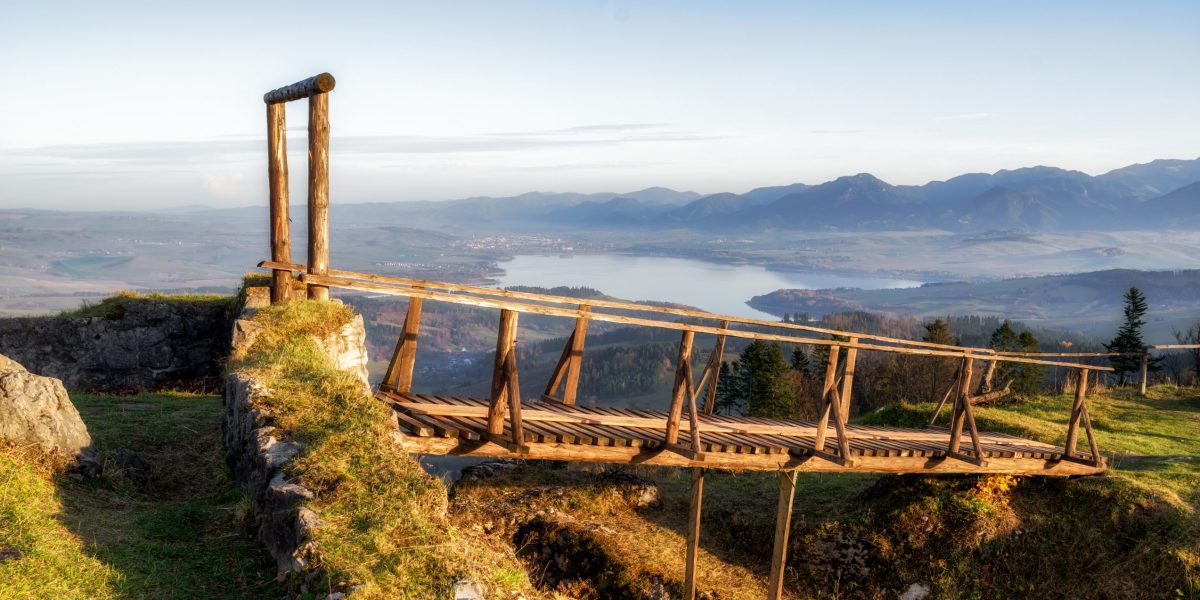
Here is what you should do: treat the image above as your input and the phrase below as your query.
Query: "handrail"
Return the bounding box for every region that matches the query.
[293,269,1115,371]
[261,260,1058,357]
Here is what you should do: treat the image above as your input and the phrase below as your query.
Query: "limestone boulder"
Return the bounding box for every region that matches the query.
[0,354,98,476]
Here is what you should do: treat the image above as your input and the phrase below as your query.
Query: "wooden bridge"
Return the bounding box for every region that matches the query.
[256,73,1181,599]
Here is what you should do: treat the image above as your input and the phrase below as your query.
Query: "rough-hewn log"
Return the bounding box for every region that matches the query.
[489,310,519,435]
[703,320,730,414]
[263,72,336,104]
[1139,351,1149,396]
[382,296,423,392]
[839,337,858,421]
[684,467,704,600]
[1065,368,1090,458]
[767,470,798,600]
[666,330,696,444]
[562,305,590,405]
[969,380,1012,406]
[813,346,841,451]
[306,92,331,301]
[948,358,973,454]
[266,102,291,304]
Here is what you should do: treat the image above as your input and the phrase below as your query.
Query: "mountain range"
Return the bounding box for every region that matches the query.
[216,157,1200,233]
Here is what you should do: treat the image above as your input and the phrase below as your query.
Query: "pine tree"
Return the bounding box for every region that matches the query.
[791,346,811,374]
[720,341,797,418]
[923,319,957,401]
[989,320,1020,389]
[1106,287,1158,384]
[1013,330,1043,397]
[714,361,743,415]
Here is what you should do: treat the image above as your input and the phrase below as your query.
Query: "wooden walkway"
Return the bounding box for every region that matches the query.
[383,391,1103,475]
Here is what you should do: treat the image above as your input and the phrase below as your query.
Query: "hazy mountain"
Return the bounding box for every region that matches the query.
[617,187,702,205]
[1098,158,1200,198]
[543,196,668,227]
[946,176,1142,231]
[738,182,809,205]
[1144,181,1200,227]
[736,174,924,229]
[668,192,764,222]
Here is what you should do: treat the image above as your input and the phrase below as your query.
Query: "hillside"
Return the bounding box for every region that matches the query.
[749,268,1200,337]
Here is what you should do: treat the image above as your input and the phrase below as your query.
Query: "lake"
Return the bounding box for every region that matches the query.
[495,254,921,319]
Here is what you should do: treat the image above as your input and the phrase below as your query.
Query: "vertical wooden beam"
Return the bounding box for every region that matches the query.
[1139,350,1149,396]
[767,470,798,600]
[684,467,704,600]
[266,102,291,304]
[665,330,696,444]
[306,91,331,301]
[839,337,858,422]
[562,305,590,405]
[505,348,525,448]
[382,296,424,392]
[1064,367,1090,458]
[488,310,519,436]
[948,357,973,454]
[813,345,841,452]
[703,320,730,414]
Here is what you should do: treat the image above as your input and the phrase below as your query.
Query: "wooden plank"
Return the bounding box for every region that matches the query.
[666,330,696,445]
[306,91,331,301]
[684,468,704,600]
[382,296,423,392]
[489,311,519,436]
[768,471,798,600]
[266,102,291,304]
[293,272,1115,371]
[703,320,730,414]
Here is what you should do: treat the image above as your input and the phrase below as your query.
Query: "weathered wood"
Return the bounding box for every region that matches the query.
[978,359,997,394]
[489,310,519,435]
[666,330,696,445]
[684,467,704,600]
[683,360,704,454]
[263,72,336,104]
[840,337,858,421]
[505,348,526,449]
[266,102,292,304]
[563,305,590,405]
[927,371,960,427]
[1064,368,1089,458]
[1139,350,1149,396]
[543,331,574,399]
[948,358,973,454]
[292,271,1114,371]
[382,296,423,392]
[703,320,730,414]
[767,470,798,600]
[969,380,1012,406]
[813,345,841,452]
[306,92,331,301]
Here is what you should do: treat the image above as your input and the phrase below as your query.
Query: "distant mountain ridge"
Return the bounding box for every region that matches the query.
[204,157,1200,233]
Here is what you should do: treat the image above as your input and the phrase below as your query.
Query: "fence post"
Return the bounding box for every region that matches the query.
[266,102,291,304]
[307,90,331,301]
[1139,349,1149,396]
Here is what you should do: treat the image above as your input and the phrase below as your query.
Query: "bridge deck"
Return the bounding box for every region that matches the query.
[381,391,1104,475]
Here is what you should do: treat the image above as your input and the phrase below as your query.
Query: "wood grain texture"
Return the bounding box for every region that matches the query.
[306,92,330,301]
[767,470,797,600]
[263,72,336,104]
[266,102,291,304]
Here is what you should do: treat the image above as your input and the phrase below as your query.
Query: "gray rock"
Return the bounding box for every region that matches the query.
[0,355,93,456]
[453,579,486,600]
[901,583,931,600]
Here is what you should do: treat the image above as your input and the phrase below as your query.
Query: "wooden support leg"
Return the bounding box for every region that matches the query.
[927,370,960,428]
[562,305,590,405]
[382,296,423,392]
[1139,351,1149,396]
[702,320,729,414]
[839,337,858,422]
[665,330,696,445]
[684,467,704,600]
[768,470,798,600]
[543,330,575,399]
[813,345,841,452]
[488,310,519,436]
[504,348,527,451]
[947,357,973,455]
[1064,367,1090,459]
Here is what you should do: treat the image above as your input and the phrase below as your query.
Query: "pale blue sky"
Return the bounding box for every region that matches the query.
[1,0,1198,209]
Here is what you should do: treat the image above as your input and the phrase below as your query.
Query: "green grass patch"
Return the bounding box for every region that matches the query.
[0,392,281,599]
[60,291,234,320]
[229,299,537,599]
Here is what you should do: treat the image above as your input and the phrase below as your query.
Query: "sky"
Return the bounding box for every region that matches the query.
[1,0,1198,210]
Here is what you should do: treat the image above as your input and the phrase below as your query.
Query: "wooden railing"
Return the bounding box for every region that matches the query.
[261,260,1117,469]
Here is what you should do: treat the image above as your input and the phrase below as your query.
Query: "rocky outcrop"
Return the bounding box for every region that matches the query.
[0,354,99,477]
[0,299,232,391]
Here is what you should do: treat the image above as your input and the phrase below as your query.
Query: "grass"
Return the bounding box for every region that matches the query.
[59,290,234,319]
[0,392,282,599]
[228,299,540,599]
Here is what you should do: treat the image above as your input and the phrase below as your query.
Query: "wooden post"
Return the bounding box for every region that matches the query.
[505,349,525,448]
[684,467,704,600]
[665,330,696,444]
[488,310,519,436]
[562,305,590,405]
[813,345,841,452]
[306,91,331,301]
[266,102,291,304]
[1139,350,1149,396]
[382,296,423,392]
[703,320,729,414]
[948,357,973,454]
[1065,367,1090,458]
[839,337,858,422]
[767,470,798,600]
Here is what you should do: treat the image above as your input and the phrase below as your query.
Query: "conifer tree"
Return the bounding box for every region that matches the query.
[791,346,811,374]
[1106,287,1158,384]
